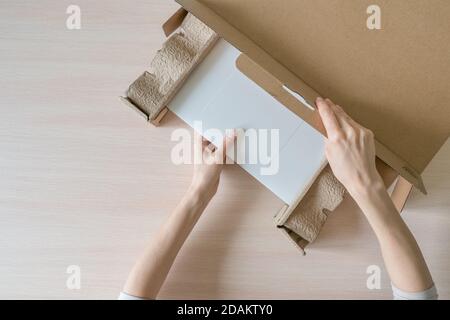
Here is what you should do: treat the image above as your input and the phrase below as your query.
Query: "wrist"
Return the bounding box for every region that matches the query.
[173,185,212,221]
[187,183,215,205]
[349,174,386,204]
[350,178,397,223]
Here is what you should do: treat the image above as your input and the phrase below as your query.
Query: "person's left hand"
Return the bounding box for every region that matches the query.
[190,130,236,202]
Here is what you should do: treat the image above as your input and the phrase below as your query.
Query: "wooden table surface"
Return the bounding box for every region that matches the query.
[0,0,448,299]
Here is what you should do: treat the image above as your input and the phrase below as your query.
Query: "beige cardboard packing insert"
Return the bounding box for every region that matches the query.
[123,0,450,253]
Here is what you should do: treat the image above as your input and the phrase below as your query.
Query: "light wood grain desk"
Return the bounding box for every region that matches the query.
[0,0,448,299]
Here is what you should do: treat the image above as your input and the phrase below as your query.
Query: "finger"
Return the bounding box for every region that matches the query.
[333,103,351,122]
[201,135,214,151]
[194,130,203,146]
[224,129,237,161]
[202,136,211,149]
[193,131,205,164]
[323,99,355,132]
[196,132,215,155]
[330,104,354,133]
[316,97,341,138]
[216,129,237,164]
[334,103,363,130]
[206,143,216,154]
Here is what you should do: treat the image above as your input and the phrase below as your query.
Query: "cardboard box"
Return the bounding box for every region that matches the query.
[122,1,449,253]
[175,0,450,196]
[170,0,450,252]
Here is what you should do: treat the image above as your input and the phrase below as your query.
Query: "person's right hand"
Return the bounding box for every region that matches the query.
[316,97,384,198]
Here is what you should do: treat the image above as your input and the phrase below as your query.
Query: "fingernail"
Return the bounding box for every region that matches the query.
[316,97,324,103]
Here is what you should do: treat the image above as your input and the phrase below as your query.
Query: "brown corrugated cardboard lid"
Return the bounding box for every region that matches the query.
[176,0,450,193]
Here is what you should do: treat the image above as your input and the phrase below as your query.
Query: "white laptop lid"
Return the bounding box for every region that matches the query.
[169,39,326,205]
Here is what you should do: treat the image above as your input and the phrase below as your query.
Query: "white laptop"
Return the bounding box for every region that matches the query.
[168,39,326,205]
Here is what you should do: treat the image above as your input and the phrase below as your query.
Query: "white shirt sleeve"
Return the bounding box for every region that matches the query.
[118,286,439,300]
[392,284,438,300]
[118,292,148,300]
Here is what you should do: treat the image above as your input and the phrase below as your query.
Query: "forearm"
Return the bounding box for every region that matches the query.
[352,182,434,292]
[123,186,211,299]
[315,97,435,296]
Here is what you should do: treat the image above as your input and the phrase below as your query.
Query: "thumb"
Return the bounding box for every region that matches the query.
[221,129,237,163]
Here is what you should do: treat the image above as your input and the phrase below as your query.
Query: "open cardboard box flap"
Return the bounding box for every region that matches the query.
[176,0,450,194]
